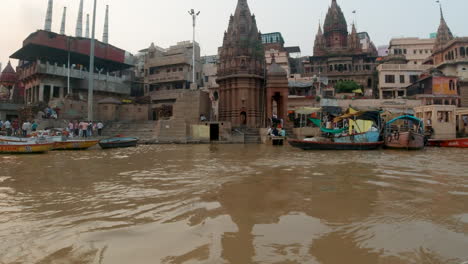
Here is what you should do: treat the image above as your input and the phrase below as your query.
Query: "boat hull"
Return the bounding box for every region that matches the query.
[53,140,99,150]
[427,138,468,148]
[385,131,425,150]
[334,131,380,143]
[289,140,383,151]
[0,143,54,154]
[99,138,138,149]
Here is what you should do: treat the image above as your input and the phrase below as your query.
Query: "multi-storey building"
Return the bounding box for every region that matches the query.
[10,30,134,106]
[262,32,291,76]
[144,41,202,94]
[388,37,436,65]
[309,0,378,97]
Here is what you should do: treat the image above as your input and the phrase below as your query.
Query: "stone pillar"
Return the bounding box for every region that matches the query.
[39,84,44,102]
[50,85,54,99]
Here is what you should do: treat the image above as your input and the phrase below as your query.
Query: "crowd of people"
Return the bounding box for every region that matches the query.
[0,119,38,137]
[1,119,104,138]
[267,115,286,137]
[67,121,104,138]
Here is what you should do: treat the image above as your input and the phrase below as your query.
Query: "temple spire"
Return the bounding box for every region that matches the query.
[75,0,84,37]
[44,0,53,32]
[435,3,454,50]
[60,7,66,35]
[103,5,109,43]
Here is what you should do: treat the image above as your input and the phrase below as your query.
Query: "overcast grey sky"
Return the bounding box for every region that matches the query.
[1,0,467,68]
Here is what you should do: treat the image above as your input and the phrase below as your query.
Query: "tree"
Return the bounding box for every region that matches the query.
[335,80,362,93]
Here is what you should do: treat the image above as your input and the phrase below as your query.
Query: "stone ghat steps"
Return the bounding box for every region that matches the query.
[102,121,158,140]
[242,128,261,144]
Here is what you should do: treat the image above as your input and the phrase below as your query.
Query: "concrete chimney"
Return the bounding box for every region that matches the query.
[60,7,67,35]
[103,5,109,44]
[75,0,84,37]
[44,0,53,32]
[85,14,90,38]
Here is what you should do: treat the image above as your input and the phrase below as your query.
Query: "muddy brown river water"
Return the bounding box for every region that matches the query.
[0,144,467,264]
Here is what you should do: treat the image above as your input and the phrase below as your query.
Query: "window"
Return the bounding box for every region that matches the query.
[385,75,395,83]
[437,111,450,122]
[413,50,417,54]
[403,49,407,54]
[400,75,405,83]
[410,75,419,83]
[425,50,429,54]
[461,47,466,57]
[179,68,183,71]
[420,50,423,54]
[166,69,171,73]
[204,76,209,82]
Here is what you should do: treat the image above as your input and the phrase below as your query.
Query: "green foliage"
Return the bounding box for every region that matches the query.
[315,96,321,102]
[335,80,362,93]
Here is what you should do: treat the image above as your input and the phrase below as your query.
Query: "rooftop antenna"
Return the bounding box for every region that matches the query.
[75,0,84,37]
[85,14,90,38]
[60,7,67,34]
[103,5,109,43]
[44,0,53,32]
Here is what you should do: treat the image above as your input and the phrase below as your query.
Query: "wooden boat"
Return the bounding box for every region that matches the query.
[384,115,425,150]
[0,136,31,143]
[289,139,383,150]
[427,138,468,148]
[51,138,99,150]
[0,142,54,154]
[99,137,138,149]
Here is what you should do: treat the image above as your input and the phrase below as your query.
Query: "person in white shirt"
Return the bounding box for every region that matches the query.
[4,120,12,136]
[97,122,104,136]
[21,121,31,137]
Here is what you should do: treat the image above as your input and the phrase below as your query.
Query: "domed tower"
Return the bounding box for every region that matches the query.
[434,5,454,51]
[313,22,326,56]
[217,0,265,128]
[0,61,18,101]
[323,0,348,49]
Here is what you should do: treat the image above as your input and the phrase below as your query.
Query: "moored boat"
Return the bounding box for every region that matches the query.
[384,115,425,150]
[0,142,54,154]
[427,138,468,148]
[289,139,383,151]
[50,137,99,150]
[99,137,138,149]
[0,136,32,143]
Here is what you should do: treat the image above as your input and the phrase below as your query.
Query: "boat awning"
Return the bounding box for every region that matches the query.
[386,115,423,126]
[294,107,321,115]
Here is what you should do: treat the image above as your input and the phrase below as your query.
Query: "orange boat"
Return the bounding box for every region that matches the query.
[0,142,54,154]
[427,138,468,148]
[52,140,99,150]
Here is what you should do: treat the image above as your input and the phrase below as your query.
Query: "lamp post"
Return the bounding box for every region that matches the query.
[188,9,200,90]
[87,0,97,121]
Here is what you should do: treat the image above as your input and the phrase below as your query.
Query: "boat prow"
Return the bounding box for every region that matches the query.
[0,142,54,154]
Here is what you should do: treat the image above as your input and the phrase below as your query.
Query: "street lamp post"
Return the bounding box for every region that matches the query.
[87,0,97,121]
[188,9,200,90]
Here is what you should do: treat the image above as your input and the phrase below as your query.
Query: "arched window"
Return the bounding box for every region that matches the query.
[329,65,333,72]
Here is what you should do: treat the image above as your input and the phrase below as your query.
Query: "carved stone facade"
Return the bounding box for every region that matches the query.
[309,0,378,97]
[217,0,265,128]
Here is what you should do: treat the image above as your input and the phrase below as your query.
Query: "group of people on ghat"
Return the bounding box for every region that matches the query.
[267,115,287,137]
[67,121,104,138]
[0,119,38,137]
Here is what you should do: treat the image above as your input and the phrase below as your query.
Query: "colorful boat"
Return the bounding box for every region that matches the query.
[289,139,383,151]
[51,138,99,150]
[0,136,32,143]
[427,138,468,148]
[334,130,380,143]
[384,115,425,150]
[0,142,54,154]
[99,137,138,149]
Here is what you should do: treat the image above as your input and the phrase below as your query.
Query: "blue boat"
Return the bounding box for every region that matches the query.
[334,130,380,143]
[99,137,138,149]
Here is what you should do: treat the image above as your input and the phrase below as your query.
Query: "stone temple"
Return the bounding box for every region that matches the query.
[217,0,266,128]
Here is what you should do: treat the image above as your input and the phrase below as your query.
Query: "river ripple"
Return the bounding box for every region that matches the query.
[0,145,467,264]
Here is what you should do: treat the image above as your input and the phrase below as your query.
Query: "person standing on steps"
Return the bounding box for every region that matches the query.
[97,121,104,136]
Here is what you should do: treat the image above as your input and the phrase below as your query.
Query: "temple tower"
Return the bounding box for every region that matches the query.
[323,0,348,49]
[435,5,454,51]
[217,0,265,128]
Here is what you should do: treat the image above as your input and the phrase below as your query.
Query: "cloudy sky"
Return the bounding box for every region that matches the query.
[1,0,467,68]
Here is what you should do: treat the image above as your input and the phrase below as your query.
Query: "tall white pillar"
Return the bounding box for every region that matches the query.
[39,84,44,102]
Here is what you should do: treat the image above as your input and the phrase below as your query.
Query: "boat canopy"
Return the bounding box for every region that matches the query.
[309,118,346,134]
[295,107,321,115]
[386,115,423,126]
[334,111,381,123]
